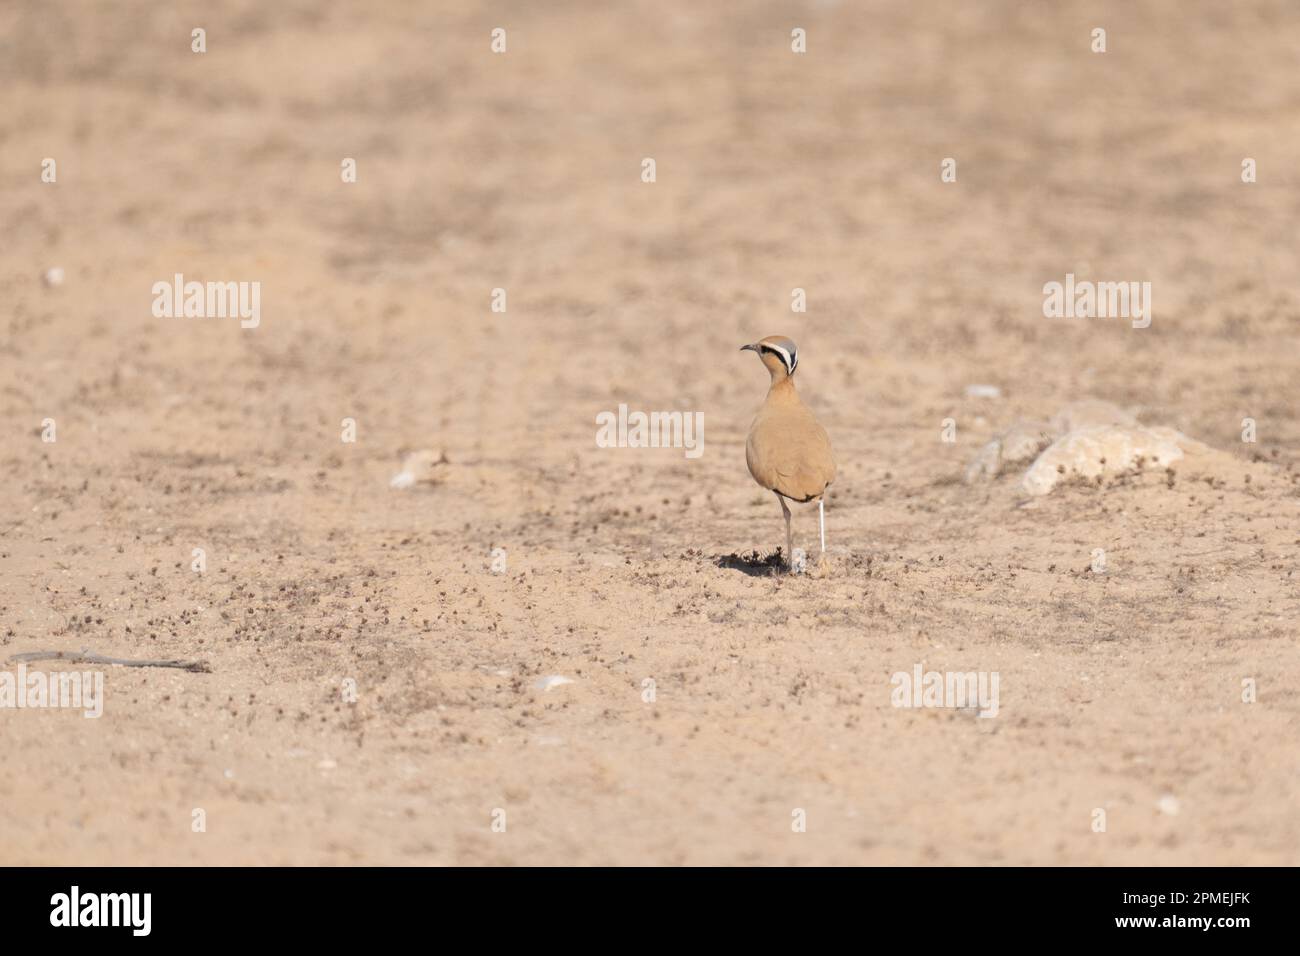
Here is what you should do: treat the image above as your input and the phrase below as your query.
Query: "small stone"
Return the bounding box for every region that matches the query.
[390,448,448,489]
[533,675,573,692]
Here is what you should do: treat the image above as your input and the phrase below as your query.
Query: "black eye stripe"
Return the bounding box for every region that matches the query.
[760,344,796,372]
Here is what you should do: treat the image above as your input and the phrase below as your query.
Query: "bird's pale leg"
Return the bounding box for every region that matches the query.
[778,493,793,570]
[819,497,826,556]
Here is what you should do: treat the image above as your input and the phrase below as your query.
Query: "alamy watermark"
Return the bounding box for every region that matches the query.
[596,404,704,459]
[891,665,999,718]
[0,663,103,718]
[1042,273,1151,329]
[50,886,150,936]
[152,274,260,329]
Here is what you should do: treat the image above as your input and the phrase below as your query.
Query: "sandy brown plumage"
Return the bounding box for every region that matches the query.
[745,382,836,501]
[740,336,836,569]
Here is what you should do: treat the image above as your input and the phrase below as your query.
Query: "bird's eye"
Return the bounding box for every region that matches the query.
[761,344,794,373]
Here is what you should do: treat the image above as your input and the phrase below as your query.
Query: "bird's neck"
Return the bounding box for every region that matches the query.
[767,375,799,401]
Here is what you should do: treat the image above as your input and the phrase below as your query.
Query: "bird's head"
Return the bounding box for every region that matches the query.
[740,335,798,381]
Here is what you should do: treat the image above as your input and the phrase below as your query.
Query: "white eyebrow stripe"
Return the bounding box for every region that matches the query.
[764,343,794,373]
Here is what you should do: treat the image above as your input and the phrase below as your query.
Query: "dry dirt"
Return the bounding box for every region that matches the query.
[1,0,1298,865]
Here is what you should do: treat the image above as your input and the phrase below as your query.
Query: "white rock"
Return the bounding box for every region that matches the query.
[1021,425,1187,496]
[963,419,1054,483]
[533,675,574,692]
[43,267,65,287]
[964,400,1217,495]
[390,448,447,489]
[964,384,1002,399]
[1157,794,1180,816]
[1000,420,1055,464]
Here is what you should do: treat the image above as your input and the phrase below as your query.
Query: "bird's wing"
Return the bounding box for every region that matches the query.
[767,414,836,501]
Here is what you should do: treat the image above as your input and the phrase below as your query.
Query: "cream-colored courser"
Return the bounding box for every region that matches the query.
[740,336,836,570]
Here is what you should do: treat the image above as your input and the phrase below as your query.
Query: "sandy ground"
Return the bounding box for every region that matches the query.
[1,0,1298,865]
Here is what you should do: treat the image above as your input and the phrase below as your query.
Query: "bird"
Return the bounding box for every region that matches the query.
[740,336,836,571]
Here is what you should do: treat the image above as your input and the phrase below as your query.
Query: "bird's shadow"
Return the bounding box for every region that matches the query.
[714,549,788,577]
